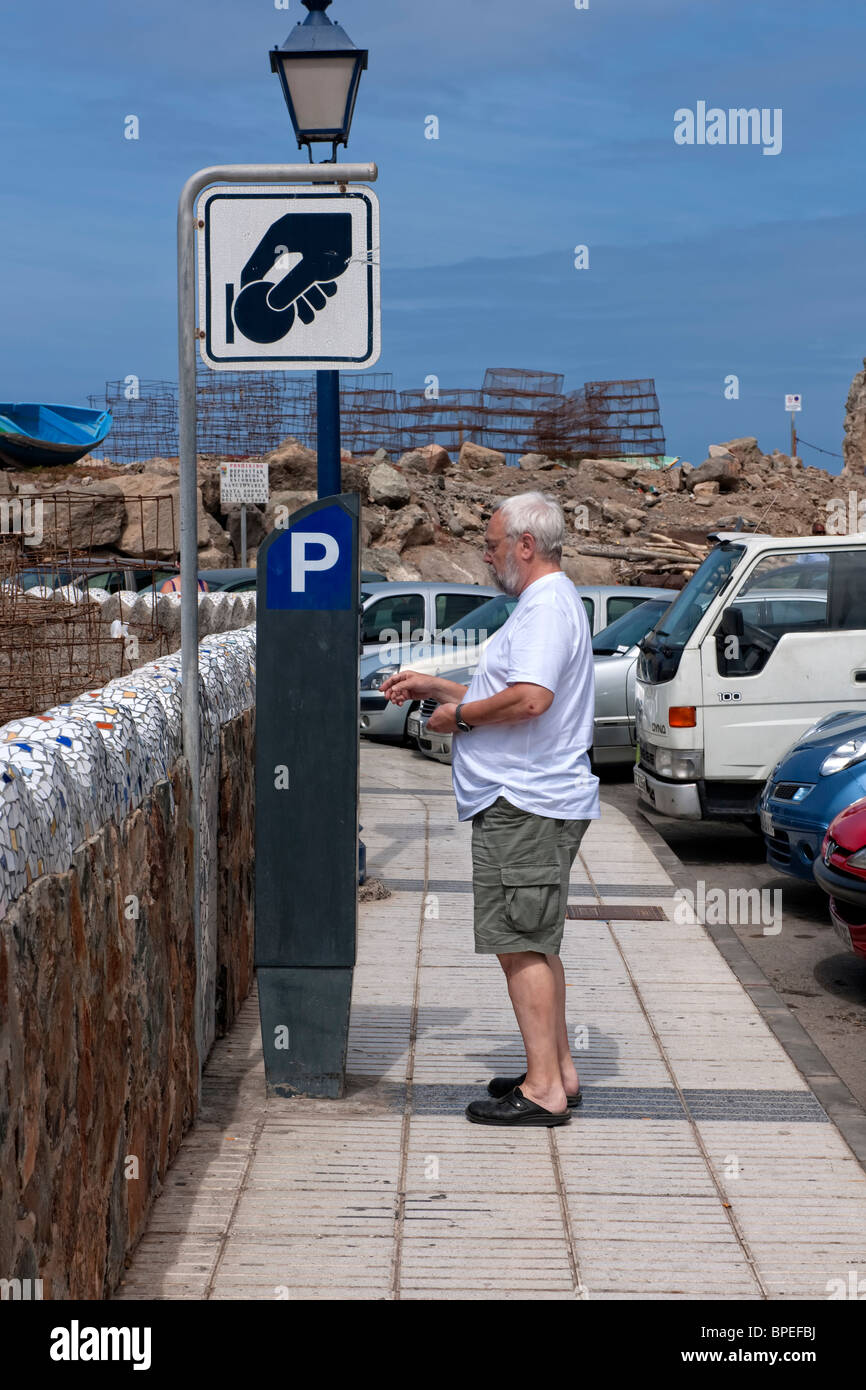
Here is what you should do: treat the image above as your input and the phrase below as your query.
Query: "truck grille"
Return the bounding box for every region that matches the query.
[420,698,437,718]
[638,742,656,773]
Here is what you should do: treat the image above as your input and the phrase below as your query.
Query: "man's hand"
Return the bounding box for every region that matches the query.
[427,703,458,734]
[380,670,436,706]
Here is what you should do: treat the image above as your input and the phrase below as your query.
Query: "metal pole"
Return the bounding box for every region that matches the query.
[177,161,377,1086]
[317,369,342,498]
[791,415,797,460]
[240,502,248,568]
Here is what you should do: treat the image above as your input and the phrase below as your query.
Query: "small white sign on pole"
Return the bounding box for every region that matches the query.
[785,393,802,412]
[219,460,270,506]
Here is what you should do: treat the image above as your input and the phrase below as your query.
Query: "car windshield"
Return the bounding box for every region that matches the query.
[442,593,517,641]
[592,599,671,655]
[644,543,746,649]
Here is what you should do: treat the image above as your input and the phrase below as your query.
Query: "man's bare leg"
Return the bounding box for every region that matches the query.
[498,951,568,1112]
[547,954,580,1096]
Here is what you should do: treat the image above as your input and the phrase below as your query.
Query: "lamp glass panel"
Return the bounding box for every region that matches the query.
[279,55,356,134]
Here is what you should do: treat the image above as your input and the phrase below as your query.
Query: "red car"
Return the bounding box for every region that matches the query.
[813,799,866,960]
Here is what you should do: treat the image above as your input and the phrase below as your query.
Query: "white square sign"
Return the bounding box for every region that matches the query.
[785,393,802,412]
[219,461,270,505]
[197,185,380,371]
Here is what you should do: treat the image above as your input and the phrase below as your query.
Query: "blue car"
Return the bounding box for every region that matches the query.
[760,710,866,881]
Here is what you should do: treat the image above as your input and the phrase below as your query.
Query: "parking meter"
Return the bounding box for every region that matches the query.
[255,493,360,1096]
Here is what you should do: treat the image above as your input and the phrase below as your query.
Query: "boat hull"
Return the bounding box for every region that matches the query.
[0,402,112,469]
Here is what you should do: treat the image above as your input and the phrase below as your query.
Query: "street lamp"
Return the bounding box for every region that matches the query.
[270,0,368,163]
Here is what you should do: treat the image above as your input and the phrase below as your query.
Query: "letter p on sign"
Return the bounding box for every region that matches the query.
[291,532,340,591]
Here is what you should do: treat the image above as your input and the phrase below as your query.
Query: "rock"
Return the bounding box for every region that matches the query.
[719,437,763,472]
[692,481,720,499]
[623,518,642,534]
[224,505,266,558]
[197,461,222,517]
[450,502,482,532]
[361,506,388,545]
[708,445,736,460]
[399,444,452,474]
[35,480,126,550]
[686,456,742,493]
[518,453,551,471]
[368,463,411,508]
[0,470,16,493]
[112,474,209,560]
[372,448,390,463]
[458,441,506,472]
[199,510,233,558]
[843,358,866,477]
[769,451,793,472]
[602,499,643,526]
[265,490,316,529]
[561,554,619,585]
[265,438,317,491]
[363,545,420,581]
[378,503,435,552]
[591,459,634,481]
[401,541,491,585]
[358,877,391,902]
[197,543,233,568]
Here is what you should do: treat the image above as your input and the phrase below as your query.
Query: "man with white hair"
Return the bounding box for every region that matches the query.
[382,491,600,1126]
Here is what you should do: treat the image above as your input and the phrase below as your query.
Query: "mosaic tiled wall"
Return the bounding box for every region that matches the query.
[0,623,256,1062]
[0,625,258,1297]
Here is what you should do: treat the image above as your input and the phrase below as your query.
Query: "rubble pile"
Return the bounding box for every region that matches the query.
[2,359,863,594]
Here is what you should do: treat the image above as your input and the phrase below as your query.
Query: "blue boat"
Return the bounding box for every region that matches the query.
[0,402,112,468]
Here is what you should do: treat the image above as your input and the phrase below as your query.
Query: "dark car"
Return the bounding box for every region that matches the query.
[760,710,866,881]
[813,799,866,960]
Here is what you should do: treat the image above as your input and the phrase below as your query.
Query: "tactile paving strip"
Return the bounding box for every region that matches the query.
[403,1083,829,1122]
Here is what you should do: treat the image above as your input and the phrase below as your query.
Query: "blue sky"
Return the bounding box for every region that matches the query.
[2,0,865,468]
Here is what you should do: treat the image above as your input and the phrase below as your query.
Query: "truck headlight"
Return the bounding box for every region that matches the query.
[653,747,704,780]
[819,739,866,776]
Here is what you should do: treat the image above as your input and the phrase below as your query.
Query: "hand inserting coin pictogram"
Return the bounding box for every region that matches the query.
[230,212,353,344]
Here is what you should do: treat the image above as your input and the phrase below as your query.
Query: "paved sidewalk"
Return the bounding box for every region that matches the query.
[117,746,866,1300]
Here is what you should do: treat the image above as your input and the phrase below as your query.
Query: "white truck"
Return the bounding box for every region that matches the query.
[633,532,866,823]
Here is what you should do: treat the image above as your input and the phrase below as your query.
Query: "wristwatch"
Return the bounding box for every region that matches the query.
[455,702,472,733]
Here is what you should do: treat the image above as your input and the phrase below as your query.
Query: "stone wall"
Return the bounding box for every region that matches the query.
[0,626,257,1298]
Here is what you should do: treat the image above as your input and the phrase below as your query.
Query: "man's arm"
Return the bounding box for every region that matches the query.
[462,682,553,726]
[426,681,553,734]
[380,670,468,707]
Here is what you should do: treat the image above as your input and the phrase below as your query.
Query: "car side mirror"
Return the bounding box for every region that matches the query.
[719,606,744,639]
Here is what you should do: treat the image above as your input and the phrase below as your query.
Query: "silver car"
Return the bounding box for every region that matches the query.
[409,594,672,765]
[359,581,498,738]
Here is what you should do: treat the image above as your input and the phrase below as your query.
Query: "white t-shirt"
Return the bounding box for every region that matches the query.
[451,570,600,822]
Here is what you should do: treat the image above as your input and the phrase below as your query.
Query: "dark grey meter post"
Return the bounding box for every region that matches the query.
[255,493,360,1097]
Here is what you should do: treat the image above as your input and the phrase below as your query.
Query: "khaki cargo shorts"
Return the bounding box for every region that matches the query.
[470,796,591,956]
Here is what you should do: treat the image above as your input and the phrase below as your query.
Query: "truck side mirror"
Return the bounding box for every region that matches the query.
[719,606,744,639]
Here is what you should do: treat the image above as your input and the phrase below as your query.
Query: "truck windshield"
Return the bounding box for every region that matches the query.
[638,543,745,682]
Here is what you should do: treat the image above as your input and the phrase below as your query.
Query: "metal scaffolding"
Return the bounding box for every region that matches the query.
[90,369,665,465]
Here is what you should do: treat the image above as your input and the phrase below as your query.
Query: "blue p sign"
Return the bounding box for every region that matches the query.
[267,502,353,610]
